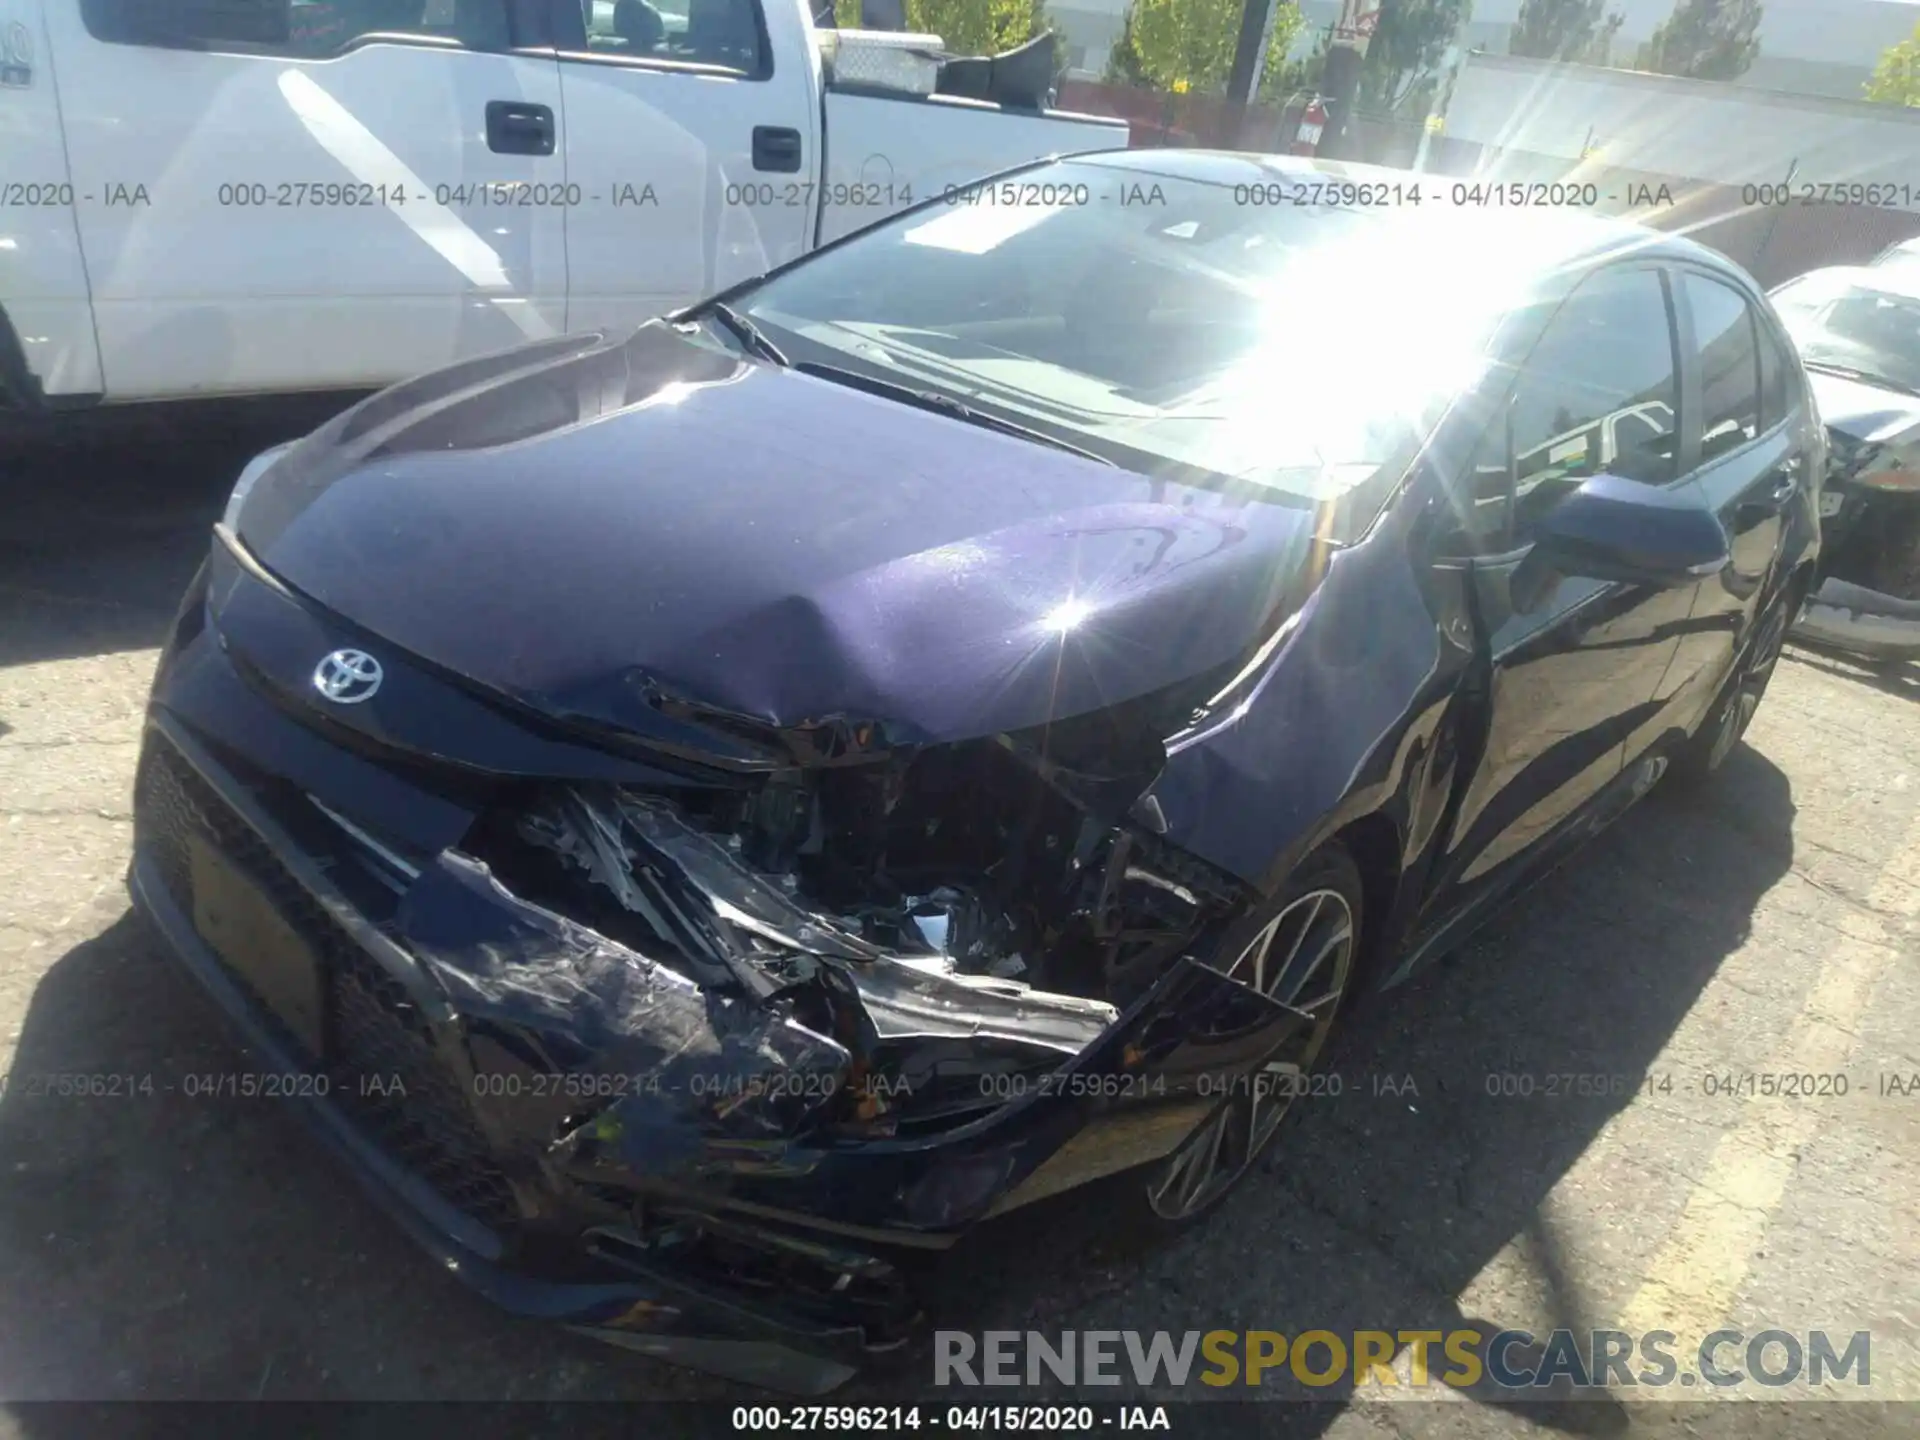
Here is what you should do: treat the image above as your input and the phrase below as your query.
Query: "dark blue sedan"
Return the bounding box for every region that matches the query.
[130,151,1820,1394]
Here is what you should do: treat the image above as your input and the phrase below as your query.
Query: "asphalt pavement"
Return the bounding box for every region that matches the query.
[1,402,1916,1438]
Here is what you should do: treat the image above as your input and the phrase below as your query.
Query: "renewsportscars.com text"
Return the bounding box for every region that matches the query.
[934,1328,1871,1391]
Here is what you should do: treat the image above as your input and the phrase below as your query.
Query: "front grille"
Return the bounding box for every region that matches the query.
[136,736,324,1069]
[327,941,521,1228]
[136,733,519,1230]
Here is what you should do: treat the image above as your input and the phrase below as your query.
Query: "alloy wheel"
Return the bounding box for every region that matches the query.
[1145,886,1355,1222]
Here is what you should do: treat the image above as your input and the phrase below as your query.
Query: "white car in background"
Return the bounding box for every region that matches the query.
[1871,236,1920,273]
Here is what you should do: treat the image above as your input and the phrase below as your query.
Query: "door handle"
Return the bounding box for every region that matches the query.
[752,126,803,173]
[1752,455,1803,508]
[1737,470,1798,526]
[486,100,555,157]
[1769,456,1805,504]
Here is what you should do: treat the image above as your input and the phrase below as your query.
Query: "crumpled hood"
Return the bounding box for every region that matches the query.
[237,322,1321,749]
[1809,368,1920,449]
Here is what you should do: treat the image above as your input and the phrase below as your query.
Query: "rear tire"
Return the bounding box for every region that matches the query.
[1130,842,1364,1228]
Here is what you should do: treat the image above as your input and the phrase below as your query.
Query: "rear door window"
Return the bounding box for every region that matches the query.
[82,0,513,54]
[1681,272,1763,461]
[1757,318,1796,430]
[580,0,766,71]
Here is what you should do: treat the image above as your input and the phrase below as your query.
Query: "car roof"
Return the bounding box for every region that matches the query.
[1065,149,1742,287]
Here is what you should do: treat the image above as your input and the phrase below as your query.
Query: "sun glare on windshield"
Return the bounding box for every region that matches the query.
[741,162,1535,527]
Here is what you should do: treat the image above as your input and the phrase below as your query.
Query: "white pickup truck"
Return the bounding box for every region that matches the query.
[0,0,1125,410]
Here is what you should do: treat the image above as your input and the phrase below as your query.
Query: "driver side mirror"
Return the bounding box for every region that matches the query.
[1530,474,1731,590]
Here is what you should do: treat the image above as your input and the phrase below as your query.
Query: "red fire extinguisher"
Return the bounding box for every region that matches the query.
[1291,96,1328,155]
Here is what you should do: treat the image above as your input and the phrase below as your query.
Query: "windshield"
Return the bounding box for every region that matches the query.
[1771,272,1920,396]
[730,159,1520,538]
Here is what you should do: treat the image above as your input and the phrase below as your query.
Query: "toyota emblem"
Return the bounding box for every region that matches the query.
[312,649,384,704]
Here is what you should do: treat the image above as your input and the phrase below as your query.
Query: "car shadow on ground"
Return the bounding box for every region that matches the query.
[0,739,1796,1428]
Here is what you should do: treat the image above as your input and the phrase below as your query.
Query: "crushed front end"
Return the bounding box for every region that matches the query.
[129,533,1311,1392]
[1798,395,1920,660]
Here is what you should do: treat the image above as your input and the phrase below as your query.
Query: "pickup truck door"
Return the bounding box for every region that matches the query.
[551,0,818,337]
[43,0,567,402]
[0,0,104,403]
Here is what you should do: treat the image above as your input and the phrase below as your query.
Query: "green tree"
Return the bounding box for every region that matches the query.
[1360,0,1470,113]
[832,0,1052,56]
[1638,0,1762,82]
[1104,5,1152,85]
[1864,20,1920,105]
[1104,0,1305,98]
[1271,35,1327,99]
[1510,0,1624,65]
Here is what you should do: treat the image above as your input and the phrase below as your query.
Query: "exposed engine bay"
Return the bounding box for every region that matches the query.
[465,713,1253,1135]
[1823,488,1920,601]
[1798,452,1920,659]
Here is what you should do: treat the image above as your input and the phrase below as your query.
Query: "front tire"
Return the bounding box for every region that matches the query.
[1672,581,1798,784]
[1138,842,1364,1226]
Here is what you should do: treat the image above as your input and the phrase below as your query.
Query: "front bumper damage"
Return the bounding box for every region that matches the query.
[130,558,1313,1391]
[1795,440,1920,662]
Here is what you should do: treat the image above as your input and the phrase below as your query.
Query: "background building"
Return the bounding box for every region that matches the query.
[1433,48,1920,284]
